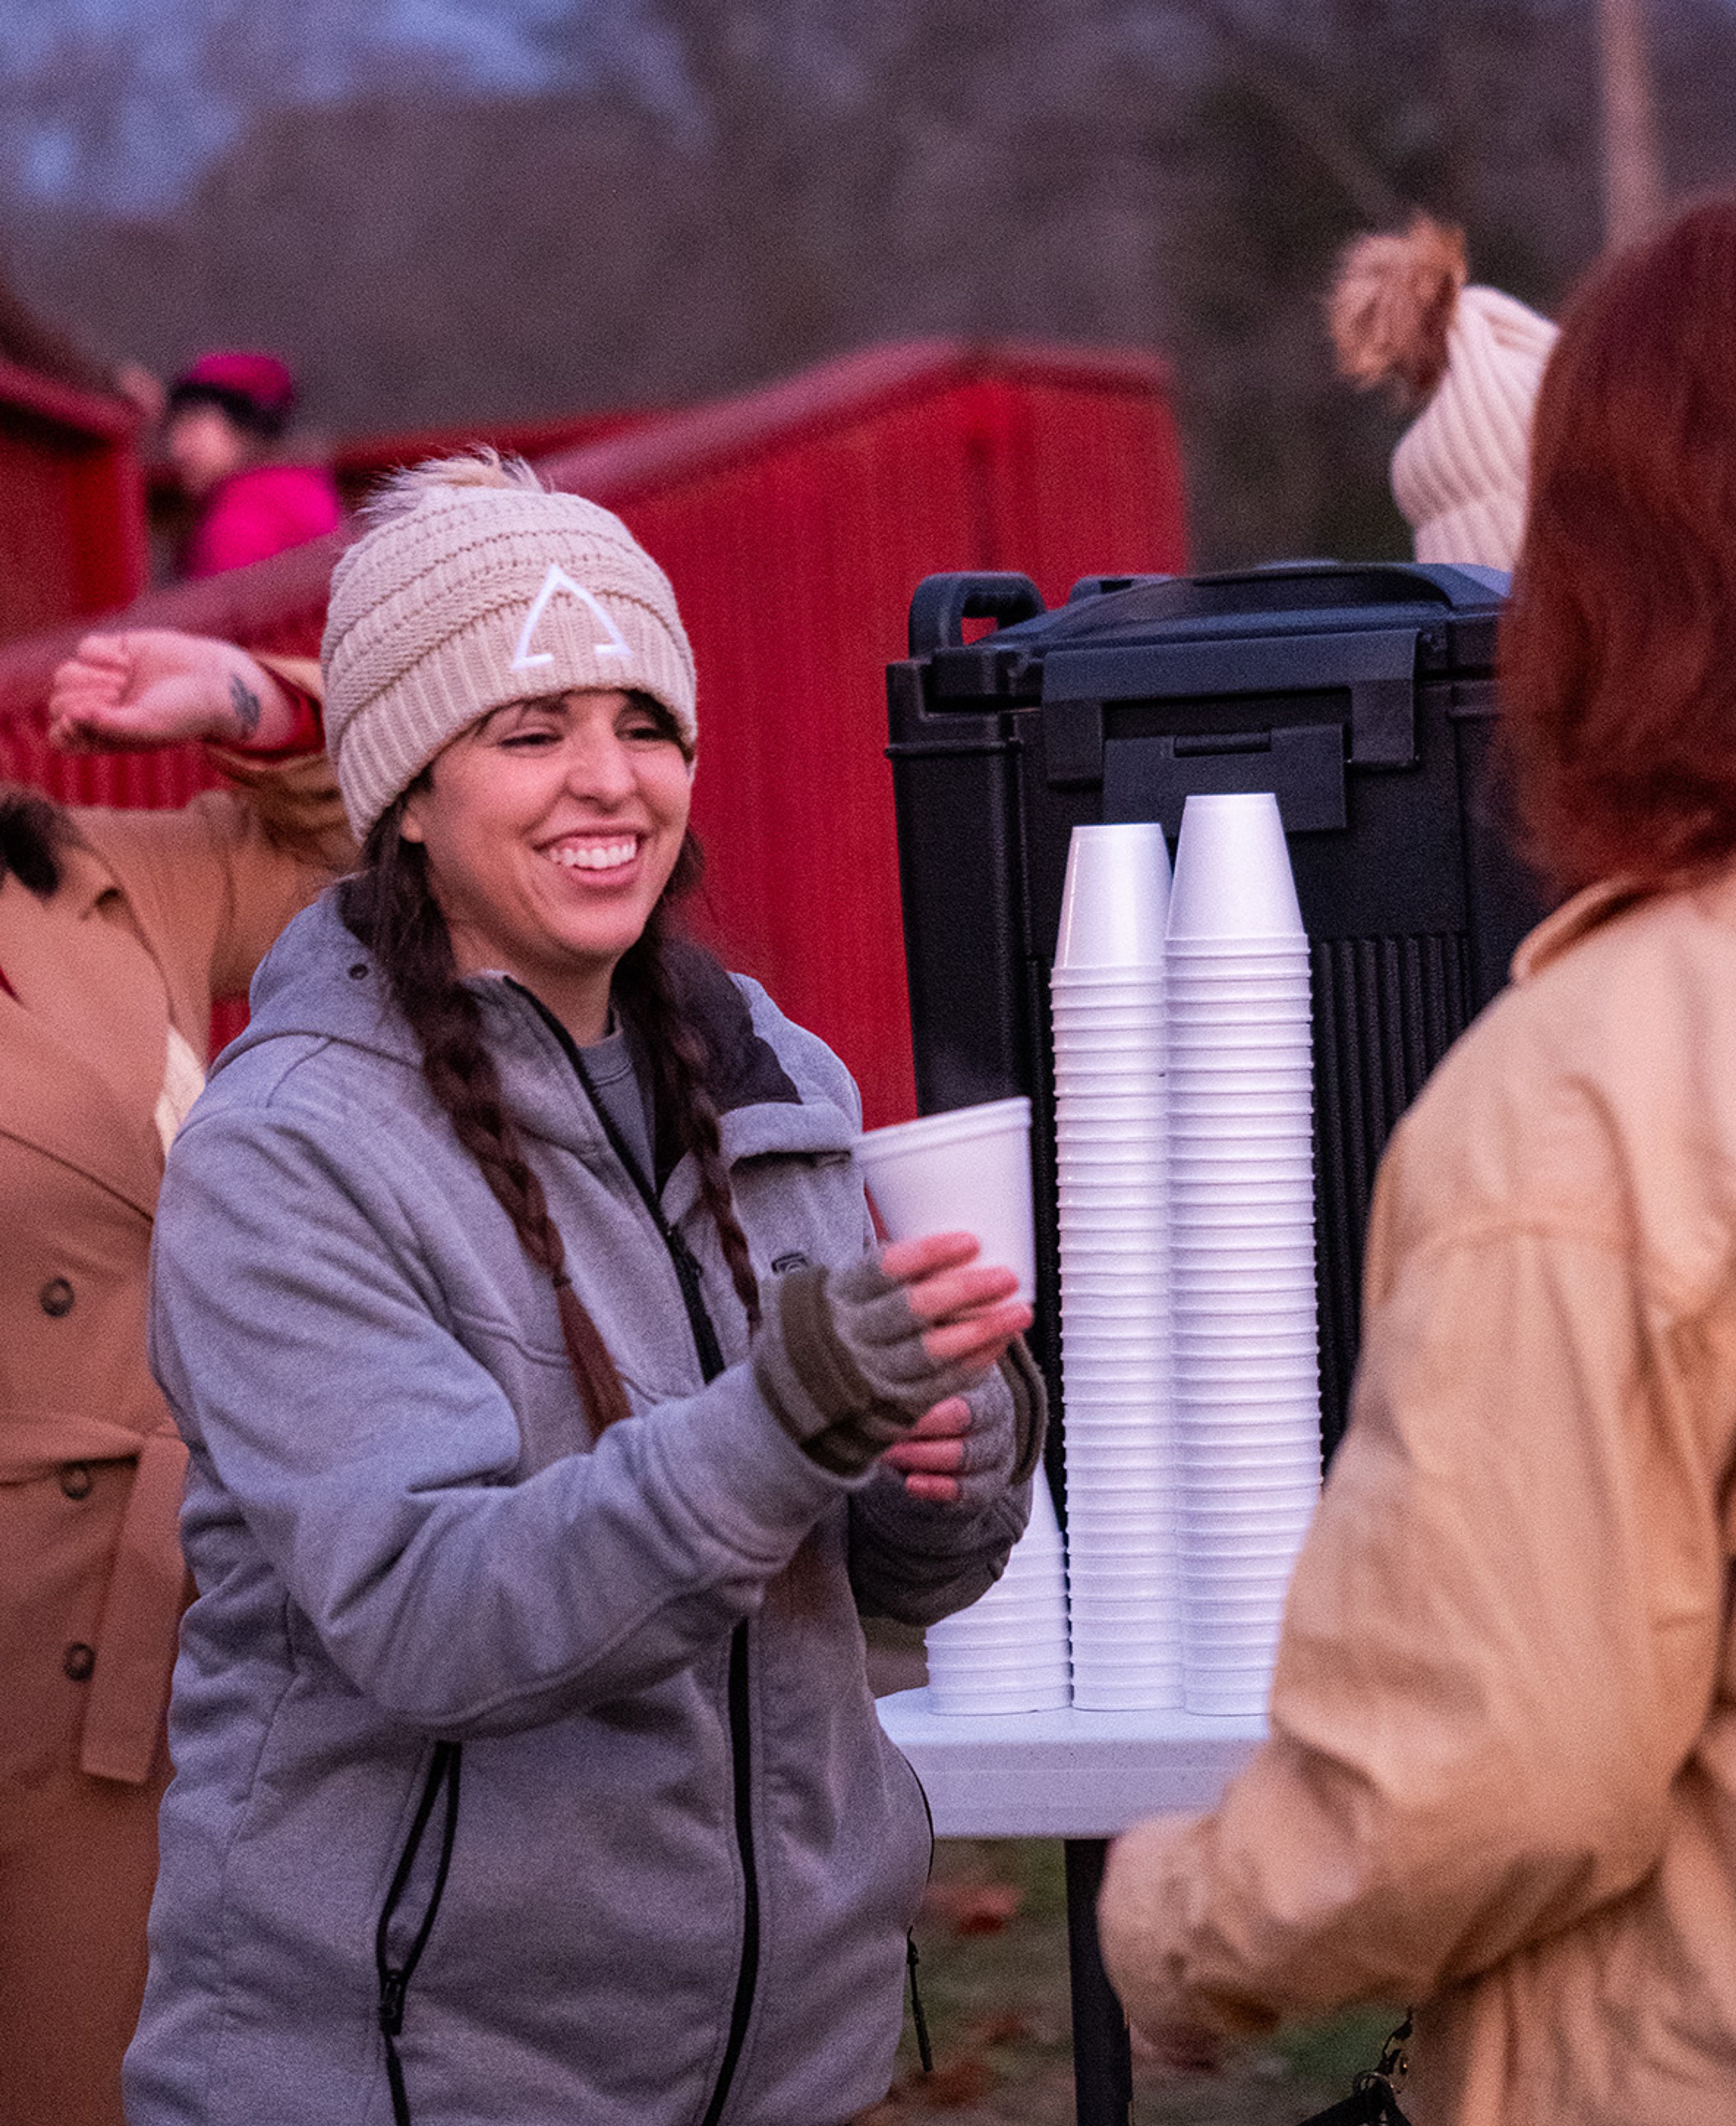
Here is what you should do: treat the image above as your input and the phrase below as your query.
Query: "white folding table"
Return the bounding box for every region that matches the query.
[877,1691,1265,2126]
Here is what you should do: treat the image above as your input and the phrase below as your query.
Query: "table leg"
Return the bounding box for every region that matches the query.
[1064,1838,1133,2125]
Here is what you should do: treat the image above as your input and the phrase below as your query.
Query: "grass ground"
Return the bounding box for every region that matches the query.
[857,1838,1402,2125]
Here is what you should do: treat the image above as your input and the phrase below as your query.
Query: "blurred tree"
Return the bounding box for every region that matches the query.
[4,0,1735,566]
[1597,0,1666,246]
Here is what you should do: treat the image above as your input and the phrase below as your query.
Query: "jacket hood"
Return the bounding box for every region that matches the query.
[218,889,854,1207]
[218,890,424,1072]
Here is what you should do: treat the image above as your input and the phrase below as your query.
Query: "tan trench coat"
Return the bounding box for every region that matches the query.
[1100,865,1736,2124]
[0,683,344,2126]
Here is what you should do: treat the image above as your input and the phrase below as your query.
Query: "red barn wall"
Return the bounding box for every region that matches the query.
[0,340,1187,1121]
[0,359,147,647]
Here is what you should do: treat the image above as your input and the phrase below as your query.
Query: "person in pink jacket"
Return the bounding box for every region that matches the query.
[164,351,342,579]
[1100,194,1736,2123]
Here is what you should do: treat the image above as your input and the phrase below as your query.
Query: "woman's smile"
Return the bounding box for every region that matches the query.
[543,833,643,874]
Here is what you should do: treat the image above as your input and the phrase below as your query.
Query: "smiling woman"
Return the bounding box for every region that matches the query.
[128,452,1047,2126]
[397,687,693,1043]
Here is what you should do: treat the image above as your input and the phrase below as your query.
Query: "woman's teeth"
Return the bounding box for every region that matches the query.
[550,839,637,873]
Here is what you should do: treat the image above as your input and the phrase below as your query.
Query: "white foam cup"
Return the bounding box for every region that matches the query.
[1173,1323,1318,1349]
[1177,1453,1322,1488]
[1170,1257,1316,1284]
[1167,1033,1312,1065]
[1170,1253,1315,1276]
[1055,1098,1165,1126]
[1165,934,1310,963]
[1186,1562,1297,1595]
[929,1682,1073,1716]
[1178,1489,1320,1526]
[1173,1412,1317,1446]
[1056,1189,1170,1214]
[1064,1340,1174,1368]
[1167,793,1305,943]
[1172,1338,1318,1362]
[1170,1188,1316,1215]
[1181,1479,1326,1513]
[1170,1100,1314,1127]
[1184,1681,1274,1717]
[1169,1202,1316,1231]
[1169,1091,1313,1118]
[1066,1453,1177,1482]
[1060,1401,1173,1427]
[855,1095,1035,1304]
[1171,1278,1316,1303]
[1168,996,1311,1024]
[1171,1160,1315,1187]
[1169,968,1311,995]
[1068,1526,1174,1554]
[1053,822,1173,970]
[1169,1072,1314,1100]
[1185,1599,1287,1632]
[1050,963,1169,990]
[1071,1488,1181,1522]
[1071,1652,1185,1683]
[1052,1063,1168,1088]
[1181,1361,1326,1394]
[1175,1376,1320,1405]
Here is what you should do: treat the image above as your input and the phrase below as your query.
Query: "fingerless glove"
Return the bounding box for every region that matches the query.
[753,1256,994,1476]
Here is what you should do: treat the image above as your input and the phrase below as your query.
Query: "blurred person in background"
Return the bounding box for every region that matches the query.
[0,632,347,2126]
[1329,213,1557,572]
[1101,195,1736,2124]
[164,351,342,579]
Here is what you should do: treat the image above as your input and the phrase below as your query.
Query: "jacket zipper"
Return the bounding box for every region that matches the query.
[514,985,760,2125]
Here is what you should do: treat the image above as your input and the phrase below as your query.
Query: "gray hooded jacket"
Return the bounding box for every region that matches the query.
[129,894,1032,2126]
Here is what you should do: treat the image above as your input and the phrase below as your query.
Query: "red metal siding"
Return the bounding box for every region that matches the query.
[574,349,1187,1126]
[0,358,147,646]
[0,341,1186,1118]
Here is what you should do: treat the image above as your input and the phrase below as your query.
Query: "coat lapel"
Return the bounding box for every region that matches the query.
[0,845,166,1223]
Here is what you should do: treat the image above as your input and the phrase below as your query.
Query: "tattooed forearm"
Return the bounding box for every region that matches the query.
[227,672,262,738]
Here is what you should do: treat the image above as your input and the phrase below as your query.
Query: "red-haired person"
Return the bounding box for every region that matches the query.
[1099,195,1736,2123]
[0,633,346,2126]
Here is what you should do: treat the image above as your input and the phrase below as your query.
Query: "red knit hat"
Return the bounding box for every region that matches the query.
[171,350,296,424]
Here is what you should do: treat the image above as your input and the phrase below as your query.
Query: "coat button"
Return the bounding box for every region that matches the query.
[59,1462,93,1500]
[39,1277,74,1318]
[63,1643,96,1682]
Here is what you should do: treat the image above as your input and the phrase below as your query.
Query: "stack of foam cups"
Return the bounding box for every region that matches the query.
[1052,823,1182,1710]
[854,1098,1071,1714]
[920,1473,1071,1713]
[1166,794,1322,1717]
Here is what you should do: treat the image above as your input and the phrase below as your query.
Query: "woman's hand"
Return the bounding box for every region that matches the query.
[878,1230,1031,1373]
[874,1232,1030,1502]
[47,631,300,753]
[882,1397,974,1502]
[753,1231,1031,1482]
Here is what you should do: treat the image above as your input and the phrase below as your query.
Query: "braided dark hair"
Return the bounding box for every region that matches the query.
[339,803,760,1435]
[613,870,761,1333]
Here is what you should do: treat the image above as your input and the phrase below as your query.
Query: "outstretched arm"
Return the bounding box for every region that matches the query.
[47,629,306,754]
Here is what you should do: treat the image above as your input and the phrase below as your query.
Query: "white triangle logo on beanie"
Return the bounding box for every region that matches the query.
[509,563,633,672]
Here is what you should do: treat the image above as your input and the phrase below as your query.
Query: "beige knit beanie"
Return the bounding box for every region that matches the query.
[1330,218,1558,572]
[322,452,697,838]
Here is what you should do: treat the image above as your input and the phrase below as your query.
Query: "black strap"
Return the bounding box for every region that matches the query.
[906,1933,934,2074]
[375,1742,463,2126]
[1298,2013,1414,2126]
